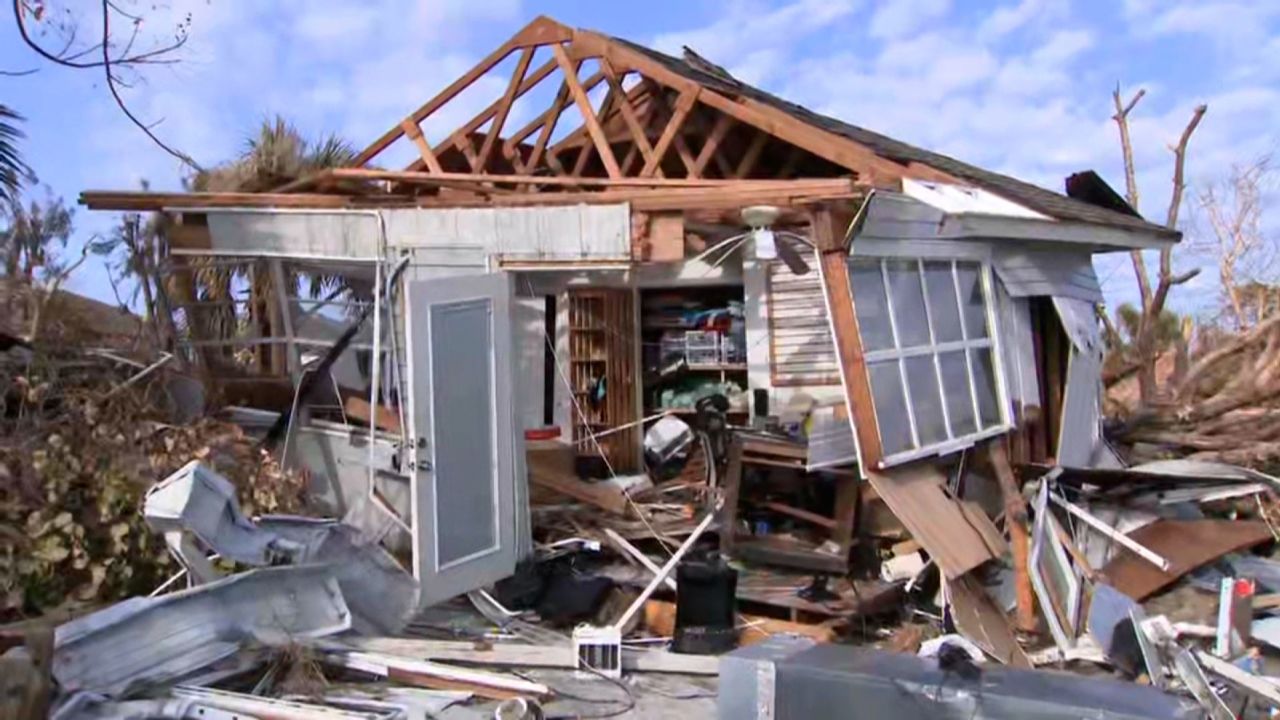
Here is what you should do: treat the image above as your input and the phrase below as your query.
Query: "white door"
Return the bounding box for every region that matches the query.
[406,272,518,606]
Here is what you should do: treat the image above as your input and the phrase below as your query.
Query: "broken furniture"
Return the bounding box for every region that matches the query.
[718,433,860,575]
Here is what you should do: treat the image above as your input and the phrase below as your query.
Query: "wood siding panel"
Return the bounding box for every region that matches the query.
[766,262,840,387]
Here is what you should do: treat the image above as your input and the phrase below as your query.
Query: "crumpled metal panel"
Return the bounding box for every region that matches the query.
[53,565,349,697]
[145,462,419,636]
[145,460,305,566]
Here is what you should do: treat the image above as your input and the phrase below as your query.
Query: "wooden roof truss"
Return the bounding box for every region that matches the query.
[322,16,941,197]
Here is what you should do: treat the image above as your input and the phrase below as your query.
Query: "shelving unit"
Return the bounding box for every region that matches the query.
[567,289,638,471]
[640,285,749,419]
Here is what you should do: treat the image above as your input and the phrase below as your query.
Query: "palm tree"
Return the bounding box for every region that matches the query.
[176,118,361,371]
[0,105,33,205]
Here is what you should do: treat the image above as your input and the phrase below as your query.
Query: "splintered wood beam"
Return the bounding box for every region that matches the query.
[400,120,444,174]
[734,130,768,178]
[642,87,699,178]
[551,43,622,178]
[693,113,735,177]
[602,60,656,169]
[476,46,536,173]
[812,205,884,469]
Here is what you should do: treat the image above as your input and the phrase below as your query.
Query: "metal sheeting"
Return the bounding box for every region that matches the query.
[383,204,630,257]
[994,247,1104,303]
[1054,296,1106,467]
[995,276,1040,411]
[206,212,383,258]
[766,262,839,387]
[203,204,631,262]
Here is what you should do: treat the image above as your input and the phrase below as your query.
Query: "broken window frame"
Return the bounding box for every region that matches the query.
[848,255,1010,466]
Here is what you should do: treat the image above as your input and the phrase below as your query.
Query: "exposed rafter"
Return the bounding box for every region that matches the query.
[340,15,967,193]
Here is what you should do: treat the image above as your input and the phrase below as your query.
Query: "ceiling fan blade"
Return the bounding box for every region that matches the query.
[775,235,811,275]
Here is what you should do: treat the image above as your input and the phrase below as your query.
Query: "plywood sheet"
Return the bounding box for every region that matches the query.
[1101,519,1273,601]
[948,573,1031,667]
[867,462,1002,579]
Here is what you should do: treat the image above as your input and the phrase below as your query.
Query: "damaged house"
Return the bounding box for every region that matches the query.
[80,15,1181,651]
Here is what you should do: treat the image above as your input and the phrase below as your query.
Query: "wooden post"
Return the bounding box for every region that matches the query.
[985,440,1037,633]
[811,204,884,470]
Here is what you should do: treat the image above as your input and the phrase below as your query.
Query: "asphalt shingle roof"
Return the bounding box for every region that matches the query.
[609,36,1178,240]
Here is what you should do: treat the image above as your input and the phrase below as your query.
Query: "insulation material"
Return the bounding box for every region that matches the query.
[994,248,1104,303]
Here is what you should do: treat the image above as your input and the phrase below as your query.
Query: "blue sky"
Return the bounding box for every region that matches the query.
[3,0,1278,316]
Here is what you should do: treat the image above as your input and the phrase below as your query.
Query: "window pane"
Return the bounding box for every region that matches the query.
[956,262,988,339]
[939,351,976,436]
[971,348,1001,428]
[885,259,930,348]
[869,360,914,456]
[904,355,947,445]
[923,260,962,343]
[849,257,894,351]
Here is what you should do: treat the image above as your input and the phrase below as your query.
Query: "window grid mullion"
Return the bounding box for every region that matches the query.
[879,259,920,450]
[951,261,984,431]
[916,259,954,440]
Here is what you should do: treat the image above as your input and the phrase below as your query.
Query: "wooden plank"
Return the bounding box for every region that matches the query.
[949,574,1032,667]
[643,600,835,646]
[1100,520,1272,601]
[327,167,829,189]
[866,461,1000,580]
[399,119,444,174]
[475,46,535,173]
[354,27,524,166]
[602,60,655,169]
[692,113,734,177]
[735,538,847,574]
[527,443,629,515]
[760,500,838,530]
[735,130,769,178]
[80,179,864,213]
[571,85,618,176]
[985,442,1036,633]
[344,396,401,434]
[812,206,884,468]
[642,87,698,177]
[551,43,622,178]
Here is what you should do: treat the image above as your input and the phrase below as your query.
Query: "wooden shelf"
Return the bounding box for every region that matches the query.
[686,363,748,371]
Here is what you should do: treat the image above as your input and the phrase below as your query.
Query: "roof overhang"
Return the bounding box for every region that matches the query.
[939,213,1179,251]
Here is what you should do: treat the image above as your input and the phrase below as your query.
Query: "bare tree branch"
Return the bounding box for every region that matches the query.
[12,0,188,70]
[1113,85,1153,309]
[97,1,203,172]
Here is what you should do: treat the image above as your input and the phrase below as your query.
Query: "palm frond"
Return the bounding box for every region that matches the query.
[0,105,33,205]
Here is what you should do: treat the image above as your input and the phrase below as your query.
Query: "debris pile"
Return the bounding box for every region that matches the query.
[0,340,307,621]
[1108,316,1280,470]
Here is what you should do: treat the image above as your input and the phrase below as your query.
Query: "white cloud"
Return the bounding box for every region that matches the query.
[868,0,951,40]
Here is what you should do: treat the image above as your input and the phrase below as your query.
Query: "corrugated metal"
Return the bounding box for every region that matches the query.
[766,262,839,386]
[994,248,1103,303]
